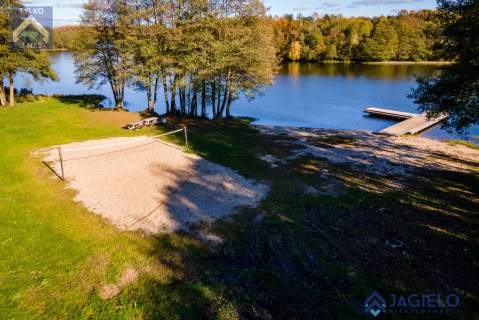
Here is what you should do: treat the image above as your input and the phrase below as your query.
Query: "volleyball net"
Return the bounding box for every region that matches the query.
[47,127,189,181]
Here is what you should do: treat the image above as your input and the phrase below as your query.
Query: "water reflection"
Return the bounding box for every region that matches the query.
[283,62,442,80]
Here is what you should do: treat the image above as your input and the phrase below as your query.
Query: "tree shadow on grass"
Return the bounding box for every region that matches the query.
[127,276,226,320]
[53,94,107,109]
[93,122,479,319]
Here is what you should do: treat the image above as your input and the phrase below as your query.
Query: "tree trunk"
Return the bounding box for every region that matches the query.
[115,97,124,110]
[146,82,153,111]
[181,88,187,116]
[201,81,206,118]
[0,78,6,107]
[211,80,216,118]
[170,75,177,114]
[226,91,233,118]
[186,87,191,116]
[219,77,230,117]
[8,72,15,107]
[216,80,222,118]
[110,79,125,110]
[190,89,198,117]
[153,74,159,111]
[179,87,185,116]
[161,70,170,113]
[147,95,155,111]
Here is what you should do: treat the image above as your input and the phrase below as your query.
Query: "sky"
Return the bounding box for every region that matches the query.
[23,0,438,27]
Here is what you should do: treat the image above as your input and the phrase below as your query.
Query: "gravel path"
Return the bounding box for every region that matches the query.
[41,136,268,234]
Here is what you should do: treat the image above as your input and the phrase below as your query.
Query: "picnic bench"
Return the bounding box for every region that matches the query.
[126,117,160,130]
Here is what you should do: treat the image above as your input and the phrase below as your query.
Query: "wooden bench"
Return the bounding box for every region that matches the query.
[126,117,159,130]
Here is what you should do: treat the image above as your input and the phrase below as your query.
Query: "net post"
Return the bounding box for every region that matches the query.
[58,147,65,181]
[183,126,189,151]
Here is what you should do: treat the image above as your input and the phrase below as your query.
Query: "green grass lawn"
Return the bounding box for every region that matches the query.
[1,98,478,319]
[0,99,227,319]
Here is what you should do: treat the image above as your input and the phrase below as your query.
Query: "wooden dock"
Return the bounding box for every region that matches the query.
[364,107,419,120]
[380,113,448,135]
[364,107,447,136]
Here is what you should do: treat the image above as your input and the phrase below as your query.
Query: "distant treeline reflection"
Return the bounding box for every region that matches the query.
[283,62,442,80]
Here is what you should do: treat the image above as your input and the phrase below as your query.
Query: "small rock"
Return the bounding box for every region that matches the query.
[198,231,224,244]
[259,154,286,168]
[304,186,320,195]
[385,239,404,249]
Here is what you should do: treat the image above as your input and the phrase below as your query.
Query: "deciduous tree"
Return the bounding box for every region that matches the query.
[410,0,479,132]
[74,0,133,110]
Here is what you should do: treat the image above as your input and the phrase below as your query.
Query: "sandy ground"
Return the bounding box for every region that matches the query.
[257,126,479,177]
[41,137,268,234]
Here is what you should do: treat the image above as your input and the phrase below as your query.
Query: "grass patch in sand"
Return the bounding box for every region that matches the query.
[447,139,479,150]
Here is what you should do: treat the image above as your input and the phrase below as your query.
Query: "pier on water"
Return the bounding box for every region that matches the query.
[364,107,448,136]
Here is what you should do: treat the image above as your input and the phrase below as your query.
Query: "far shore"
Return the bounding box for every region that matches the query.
[360,61,452,65]
[47,50,452,66]
[286,60,452,65]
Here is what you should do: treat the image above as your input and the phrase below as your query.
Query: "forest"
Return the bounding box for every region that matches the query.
[54,9,442,63]
[274,10,441,62]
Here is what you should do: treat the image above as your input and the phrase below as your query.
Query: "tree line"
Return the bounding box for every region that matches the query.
[73,0,277,118]
[0,0,57,107]
[56,9,442,63]
[274,10,441,62]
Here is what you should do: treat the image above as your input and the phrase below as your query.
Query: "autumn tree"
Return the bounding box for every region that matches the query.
[362,18,398,61]
[74,0,134,110]
[127,0,164,112]
[53,26,81,50]
[410,0,479,132]
[288,41,301,61]
[272,11,439,62]
[128,0,278,118]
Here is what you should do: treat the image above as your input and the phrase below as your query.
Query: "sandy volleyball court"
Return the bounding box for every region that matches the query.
[41,136,268,233]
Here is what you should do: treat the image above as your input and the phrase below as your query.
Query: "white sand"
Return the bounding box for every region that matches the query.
[41,136,268,234]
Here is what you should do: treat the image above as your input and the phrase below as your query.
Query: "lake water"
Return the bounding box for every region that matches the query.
[18,52,479,142]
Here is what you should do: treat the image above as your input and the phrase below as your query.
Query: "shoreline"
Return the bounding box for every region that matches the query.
[251,123,479,147]
[360,61,451,65]
[47,50,451,66]
[286,60,451,65]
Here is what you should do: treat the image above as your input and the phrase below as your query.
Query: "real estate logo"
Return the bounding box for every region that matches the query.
[364,291,387,317]
[11,6,53,49]
[363,291,461,317]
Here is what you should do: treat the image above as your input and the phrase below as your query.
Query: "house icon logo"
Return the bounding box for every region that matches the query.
[13,16,49,46]
[364,291,387,317]
[11,7,52,49]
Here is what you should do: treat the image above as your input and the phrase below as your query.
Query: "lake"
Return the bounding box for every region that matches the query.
[17,52,479,142]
